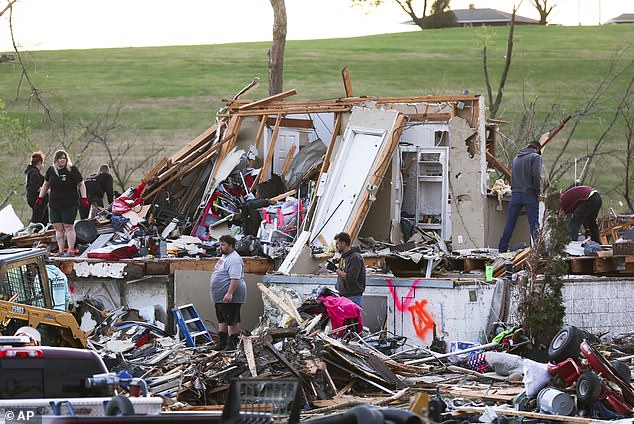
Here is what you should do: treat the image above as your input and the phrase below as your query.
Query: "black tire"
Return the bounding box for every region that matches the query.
[105,395,135,416]
[548,326,582,363]
[576,371,602,405]
[611,360,632,383]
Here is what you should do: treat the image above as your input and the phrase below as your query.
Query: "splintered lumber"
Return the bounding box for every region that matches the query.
[270,189,297,204]
[455,406,596,423]
[342,66,353,97]
[281,144,297,175]
[261,116,314,129]
[242,336,258,377]
[256,283,304,323]
[142,157,169,185]
[486,151,511,180]
[255,113,268,150]
[238,89,298,110]
[264,339,303,380]
[259,114,283,183]
[169,124,217,164]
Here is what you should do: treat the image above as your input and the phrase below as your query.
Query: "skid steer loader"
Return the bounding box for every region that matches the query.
[0,248,87,347]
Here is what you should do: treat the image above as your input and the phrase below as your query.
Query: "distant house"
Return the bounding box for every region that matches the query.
[452,8,539,26]
[404,8,538,27]
[605,13,634,24]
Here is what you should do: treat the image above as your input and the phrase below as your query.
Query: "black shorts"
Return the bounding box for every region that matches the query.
[215,303,242,325]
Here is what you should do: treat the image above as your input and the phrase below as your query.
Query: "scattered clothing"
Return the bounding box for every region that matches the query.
[319,296,363,337]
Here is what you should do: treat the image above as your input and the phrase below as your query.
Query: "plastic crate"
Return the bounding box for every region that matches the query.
[220,379,301,424]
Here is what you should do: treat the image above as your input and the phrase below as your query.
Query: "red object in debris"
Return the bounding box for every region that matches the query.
[550,339,634,416]
[318,296,363,337]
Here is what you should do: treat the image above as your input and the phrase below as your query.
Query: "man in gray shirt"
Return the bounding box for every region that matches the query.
[210,234,246,351]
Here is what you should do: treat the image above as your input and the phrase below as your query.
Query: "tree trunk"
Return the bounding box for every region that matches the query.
[268,0,287,96]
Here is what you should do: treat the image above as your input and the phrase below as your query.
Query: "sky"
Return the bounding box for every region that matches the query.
[0,0,631,52]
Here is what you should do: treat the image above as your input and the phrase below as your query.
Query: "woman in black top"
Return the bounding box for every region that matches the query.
[36,150,88,255]
[24,151,48,225]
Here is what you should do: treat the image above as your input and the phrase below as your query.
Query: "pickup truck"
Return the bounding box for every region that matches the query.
[0,335,164,417]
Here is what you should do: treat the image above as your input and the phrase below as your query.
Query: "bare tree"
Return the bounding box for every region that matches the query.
[611,79,634,212]
[352,0,429,30]
[7,3,52,120]
[268,0,287,96]
[482,9,516,118]
[531,0,555,25]
[79,106,164,191]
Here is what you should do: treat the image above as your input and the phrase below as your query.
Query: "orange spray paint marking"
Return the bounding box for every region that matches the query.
[408,299,435,340]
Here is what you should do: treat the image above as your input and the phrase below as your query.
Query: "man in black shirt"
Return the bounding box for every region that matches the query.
[327,232,366,308]
[80,164,114,219]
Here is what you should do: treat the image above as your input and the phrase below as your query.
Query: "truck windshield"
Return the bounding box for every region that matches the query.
[0,358,112,398]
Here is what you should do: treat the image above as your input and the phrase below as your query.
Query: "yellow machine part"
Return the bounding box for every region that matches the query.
[0,299,87,348]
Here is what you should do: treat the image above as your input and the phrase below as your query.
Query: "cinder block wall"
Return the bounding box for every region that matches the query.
[561,277,634,338]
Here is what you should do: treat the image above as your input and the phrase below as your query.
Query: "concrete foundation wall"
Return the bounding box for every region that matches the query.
[561,277,634,337]
[174,271,264,332]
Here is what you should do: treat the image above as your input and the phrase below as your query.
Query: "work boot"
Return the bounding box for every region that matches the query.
[224,334,240,352]
[211,332,228,351]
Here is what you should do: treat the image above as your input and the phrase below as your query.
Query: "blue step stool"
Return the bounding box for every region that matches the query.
[172,304,212,347]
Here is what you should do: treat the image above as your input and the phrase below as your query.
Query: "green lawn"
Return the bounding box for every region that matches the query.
[1,24,633,216]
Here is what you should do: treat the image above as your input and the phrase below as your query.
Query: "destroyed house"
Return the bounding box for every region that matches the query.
[46,85,539,347]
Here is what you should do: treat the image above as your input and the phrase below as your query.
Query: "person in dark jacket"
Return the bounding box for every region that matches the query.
[37,150,88,256]
[327,232,366,308]
[560,185,602,243]
[24,151,48,225]
[80,164,114,219]
[498,140,543,253]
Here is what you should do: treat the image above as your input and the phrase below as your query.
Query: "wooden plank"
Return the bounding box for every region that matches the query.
[341,66,353,97]
[168,258,273,274]
[254,113,268,151]
[259,114,283,183]
[594,257,617,273]
[264,339,303,380]
[142,157,169,184]
[219,106,350,117]
[314,113,342,197]
[257,282,304,323]
[262,116,314,129]
[242,336,258,377]
[407,113,453,122]
[568,257,595,274]
[170,125,217,164]
[486,150,511,180]
[238,89,298,110]
[144,146,217,200]
[280,144,297,175]
[270,189,297,204]
[455,406,596,423]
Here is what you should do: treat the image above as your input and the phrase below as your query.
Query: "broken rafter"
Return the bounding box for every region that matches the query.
[238,88,298,110]
[486,150,511,181]
[258,114,283,184]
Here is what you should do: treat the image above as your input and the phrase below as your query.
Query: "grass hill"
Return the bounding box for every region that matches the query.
[1,24,633,218]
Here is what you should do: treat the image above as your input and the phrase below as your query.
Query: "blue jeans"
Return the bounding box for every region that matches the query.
[346,295,363,308]
[498,192,540,253]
